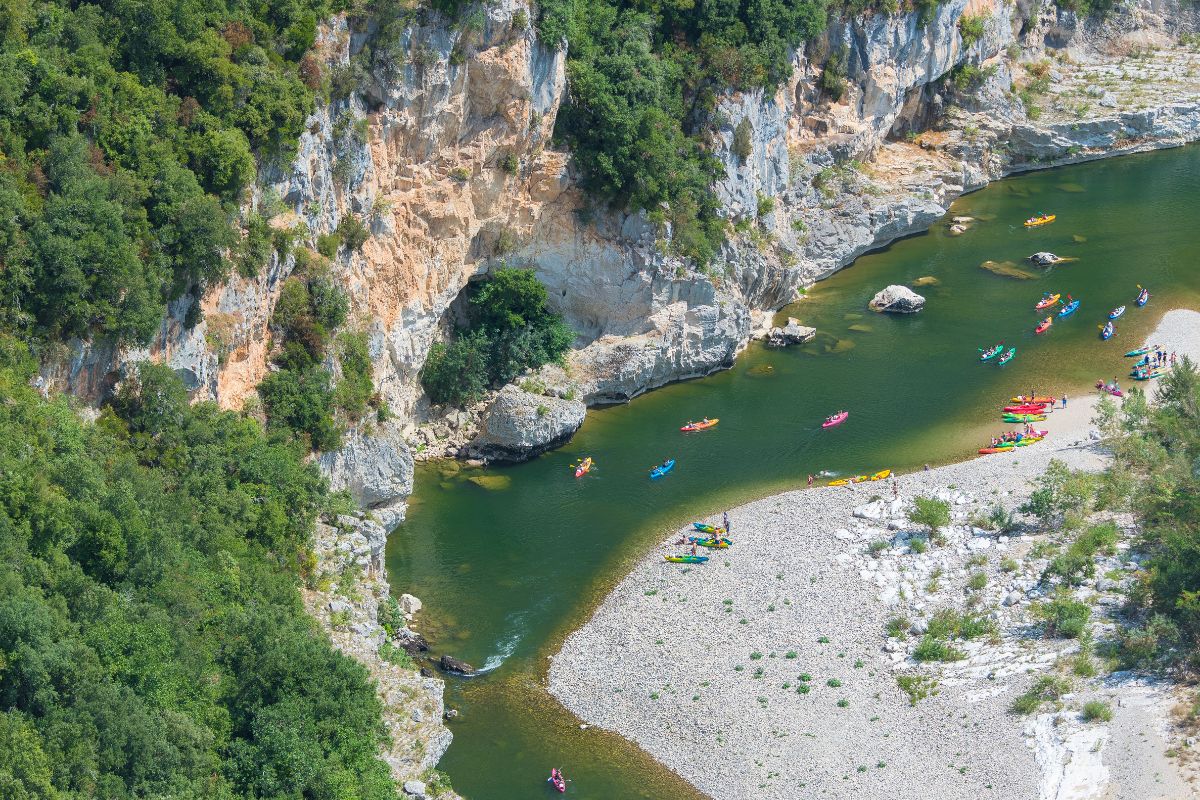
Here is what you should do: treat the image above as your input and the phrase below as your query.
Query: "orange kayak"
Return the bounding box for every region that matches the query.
[680,418,719,432]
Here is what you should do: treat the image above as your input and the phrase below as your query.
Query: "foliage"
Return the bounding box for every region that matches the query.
[1043,522,1118,586]
[949,63,997,92]
[1033,590,1091,638]
[896,674,939,706]
[733,118,754,165]
[820,45,849,100]
[543,0,828,264]
[913,634,964,662]
[908,496,951,539]
[335,332,377,422]
[1011,675,1071,715]
[0,346,398,798]
[957,14,987,47]
[1020,459,1097,529]
[421,269,574,407]
[0,0,324,345]
[1081,700,1112,722]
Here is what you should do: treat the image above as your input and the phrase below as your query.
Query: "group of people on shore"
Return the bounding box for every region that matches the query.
[989,423,1039,448]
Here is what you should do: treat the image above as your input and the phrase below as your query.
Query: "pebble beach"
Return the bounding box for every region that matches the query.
[548,309,1200,800]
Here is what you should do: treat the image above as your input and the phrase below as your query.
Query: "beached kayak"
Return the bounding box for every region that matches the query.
[1096,381,1124,397]
[1109,306,1126,320]
[664,555,709,564]
[827,478,851,487]
[1133,369,1164,381]
[1058,298,1080,317]
[822,411,849,428]
[1002,413,1047,422]
[1100,321,1114,340]
[998,347,1017,366]
[978,446,1015,454]
[871,469,892,481]
[1035,293,1061,310]
[680,418,719,432]
[1003,404,1046,413]
[692,523,727,534]
[688,536,732,548]
[1024,214,1056,227]
[650,460,676,479]
[574,458,593,478]
[1015,436,1044,446]
[1035,316,1053,335]
[1136,287,1150,307]
[1011,395,1055,404]
[979,343,1004,361]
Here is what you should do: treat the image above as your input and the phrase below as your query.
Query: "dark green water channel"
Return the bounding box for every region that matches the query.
[388,146,1200,798]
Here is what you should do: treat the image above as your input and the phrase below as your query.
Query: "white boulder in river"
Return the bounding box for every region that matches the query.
[1029,251,1064,266]
[868,285,926,313]
[765,317,817,347]
[469,384,586,462]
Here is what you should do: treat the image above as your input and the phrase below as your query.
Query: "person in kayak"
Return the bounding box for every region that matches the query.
[661,459,671,469]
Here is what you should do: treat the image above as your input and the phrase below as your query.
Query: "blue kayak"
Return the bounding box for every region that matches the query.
[650,459,676,479]
[1058,299,1080,317]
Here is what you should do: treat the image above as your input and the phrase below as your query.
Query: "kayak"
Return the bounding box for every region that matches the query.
[1058,298,1080,317]
[1035,293,1061,310]
[1034,316,1053,334]
[549,771,566,793]
[998,347,1017,366]
[827,478,851,487]
[1003,404,1046,413]
[1109,306,1126,320]
[822,411,849,428]
[851,475,871,484]
[1024,214,1056,227]
[650,460,676,479]
[1096,381,1124,397]
[1124,347,1151,357]
[692,523,727,534]
[1011,395,1055,404]
[1015,435,1044,446]
[688,536,731,548]
[979,343,1004,361]
[1134,371,1163,381]
[665,554,709,564]
[870,469,892,481]
[574,457,593,478]
[1002,413,1047,422]
[1100,322,1114,340]
[681,418,719,432]
[978,447,1015,454]
[1136,288,1150,307]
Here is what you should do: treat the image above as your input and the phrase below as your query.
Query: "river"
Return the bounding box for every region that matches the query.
[387,145,1200,798]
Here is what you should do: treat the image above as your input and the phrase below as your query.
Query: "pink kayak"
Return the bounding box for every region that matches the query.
[1095,380,1124,398]
[822,411,849,428]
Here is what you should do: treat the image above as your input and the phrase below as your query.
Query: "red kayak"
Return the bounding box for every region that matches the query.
[548,769,566,793]
[1003,404,1046,413]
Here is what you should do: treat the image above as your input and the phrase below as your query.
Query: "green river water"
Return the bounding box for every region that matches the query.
[387,145,1200,799]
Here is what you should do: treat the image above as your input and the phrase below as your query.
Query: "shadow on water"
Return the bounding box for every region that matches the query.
[388,145,1200,799]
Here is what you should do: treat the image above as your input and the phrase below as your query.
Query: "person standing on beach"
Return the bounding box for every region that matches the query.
[892,480,899,499]
[1061,394,1067,409]
[807,474,814,488]
[723,511,731,535]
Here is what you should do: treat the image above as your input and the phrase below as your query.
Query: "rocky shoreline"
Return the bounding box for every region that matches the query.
[548,310,1200,800]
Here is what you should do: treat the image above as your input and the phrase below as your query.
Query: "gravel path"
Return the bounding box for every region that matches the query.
[549,309,1200,800]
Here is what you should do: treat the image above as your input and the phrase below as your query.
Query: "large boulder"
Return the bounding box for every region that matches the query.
[765,317,817,347]
[319,422,414,511]
[439,655,475,675]
[1028,251,1063,266]
[469,384,586,462]
[868,285,925,313]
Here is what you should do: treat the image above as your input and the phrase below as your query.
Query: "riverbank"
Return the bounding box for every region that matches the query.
[548,309,1200,800]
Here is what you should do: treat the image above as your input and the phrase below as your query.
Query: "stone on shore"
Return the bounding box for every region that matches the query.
[468,385,586,463]
[868,285,925,313]
[765,317,817,347]
[400,593,423,615]
[439,655,476,675]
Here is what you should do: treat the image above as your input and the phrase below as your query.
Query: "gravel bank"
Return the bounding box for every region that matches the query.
[549,309,1200,800]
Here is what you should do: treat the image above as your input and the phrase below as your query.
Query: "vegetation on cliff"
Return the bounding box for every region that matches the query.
[0,341,400,798]
[421,267,574,407]
[0,0,328,345]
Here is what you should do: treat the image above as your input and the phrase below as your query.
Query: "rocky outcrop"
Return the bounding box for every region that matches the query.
[869,285,926,313]
[438,655,476,675]
[1029,252,1064,266]
[302,513,459,795]
[319,421,414,528]
[765,318,818,347]
[468,384,586,462]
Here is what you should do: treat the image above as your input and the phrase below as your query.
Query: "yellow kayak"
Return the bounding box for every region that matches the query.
[828,478,850,487]
[851,475,871,484]
[870,469,892,481]
[1024,214,1056,227]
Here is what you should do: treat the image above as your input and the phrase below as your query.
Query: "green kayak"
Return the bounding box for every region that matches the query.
[664,555,709,564]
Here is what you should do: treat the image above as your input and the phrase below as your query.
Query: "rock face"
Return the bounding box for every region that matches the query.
[869,285,926,314]
[765,318,818,347]
[469,385,586,462]
[318,422,414,525]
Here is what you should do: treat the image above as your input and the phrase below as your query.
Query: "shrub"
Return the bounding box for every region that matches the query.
[886,615,911,639]
[910,536,928,554]
[499,152,520,175]
[1012,676,1071,715]
[913,634,964,662]
[1081,700,1113,722]
[927,609,996,640]
[1034,590,1091,638]
[337,215,371,251]
[756,193,775,218]
[826,678,842,687]
[958,14,987,47]
[259,367,341,451]
[820,45,849,100]
[908,496,951,540]
[967,571,988,591]
[869,539,890,556]
[335,333,375,422]
[733,118,753,164]
[896,674,938,705]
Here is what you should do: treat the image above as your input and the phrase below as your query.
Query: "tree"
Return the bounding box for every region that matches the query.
[908,496,951,542]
